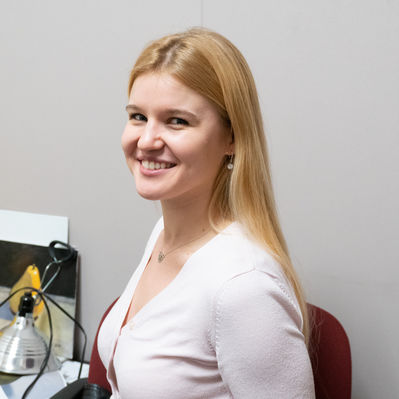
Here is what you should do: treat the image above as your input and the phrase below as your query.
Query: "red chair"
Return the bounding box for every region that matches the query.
[308,303,352,399]
[86,299,117,392]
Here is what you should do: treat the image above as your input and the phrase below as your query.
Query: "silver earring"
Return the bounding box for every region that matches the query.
[227,154,234,170]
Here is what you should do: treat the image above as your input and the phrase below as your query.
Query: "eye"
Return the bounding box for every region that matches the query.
[129,113,147,122]
[169,117,188,126]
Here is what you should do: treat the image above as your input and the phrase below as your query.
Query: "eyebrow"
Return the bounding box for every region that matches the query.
[125,105,200,124]
[125,105,142,113]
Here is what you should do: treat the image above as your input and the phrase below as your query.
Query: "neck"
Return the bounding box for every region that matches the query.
[160,193,212,247]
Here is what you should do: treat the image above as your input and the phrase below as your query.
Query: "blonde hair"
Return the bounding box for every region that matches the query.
[127,28,310,344]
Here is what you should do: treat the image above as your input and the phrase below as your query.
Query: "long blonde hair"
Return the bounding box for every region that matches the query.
[128,28,310,344]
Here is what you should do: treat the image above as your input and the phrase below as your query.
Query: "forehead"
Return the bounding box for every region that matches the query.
[129,73,215,115]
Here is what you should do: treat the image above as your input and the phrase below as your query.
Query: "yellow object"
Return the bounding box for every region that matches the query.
[9,264,43,317]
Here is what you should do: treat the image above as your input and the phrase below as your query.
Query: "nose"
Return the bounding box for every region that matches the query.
[137,119,164,151]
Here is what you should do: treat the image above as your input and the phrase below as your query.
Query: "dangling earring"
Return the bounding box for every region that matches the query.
[227,154,234,170]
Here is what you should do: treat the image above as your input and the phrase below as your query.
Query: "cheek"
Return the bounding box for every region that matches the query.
[188,144,224,177]
[121,125,137,156]
[203,134,228,164]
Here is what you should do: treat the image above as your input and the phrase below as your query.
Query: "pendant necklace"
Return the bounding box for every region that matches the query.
[158,229,211,263]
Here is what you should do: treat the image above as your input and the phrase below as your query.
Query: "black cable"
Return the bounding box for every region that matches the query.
[0,286,87,396]
[21,288,53,399]
[39,290,87,379]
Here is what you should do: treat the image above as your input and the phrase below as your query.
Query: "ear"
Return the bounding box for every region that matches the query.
[227,143,235,155]
[228,129,234,154]
[224,126,234,155]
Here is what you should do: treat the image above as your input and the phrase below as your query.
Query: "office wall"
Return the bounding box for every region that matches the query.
[0,1,398,397]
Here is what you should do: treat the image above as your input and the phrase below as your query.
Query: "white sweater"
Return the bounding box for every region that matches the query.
[98,219,315,398]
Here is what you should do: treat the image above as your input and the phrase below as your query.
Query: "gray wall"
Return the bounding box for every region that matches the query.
[1,1,398,397]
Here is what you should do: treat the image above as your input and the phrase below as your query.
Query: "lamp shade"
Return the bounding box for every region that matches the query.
[0,295,60,374]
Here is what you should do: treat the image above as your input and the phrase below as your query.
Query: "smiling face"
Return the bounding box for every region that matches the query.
[121,73,232,204]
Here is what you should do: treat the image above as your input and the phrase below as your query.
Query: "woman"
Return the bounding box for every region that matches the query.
[98,28,315,398]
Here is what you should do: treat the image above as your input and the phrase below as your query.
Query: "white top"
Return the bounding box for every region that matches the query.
[98,219,315,398]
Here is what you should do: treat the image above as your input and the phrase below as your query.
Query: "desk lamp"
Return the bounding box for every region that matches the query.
[0,240,76,375]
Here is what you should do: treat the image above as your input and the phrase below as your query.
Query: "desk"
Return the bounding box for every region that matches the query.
[0,360,89,399]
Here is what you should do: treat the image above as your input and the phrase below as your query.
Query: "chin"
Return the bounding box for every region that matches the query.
[135,186,164,201]
[137,192,162,201]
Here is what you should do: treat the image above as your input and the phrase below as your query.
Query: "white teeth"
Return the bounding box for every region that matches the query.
[141,160,174,170]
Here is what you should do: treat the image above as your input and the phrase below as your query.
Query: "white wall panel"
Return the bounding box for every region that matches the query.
[204,1,399,398]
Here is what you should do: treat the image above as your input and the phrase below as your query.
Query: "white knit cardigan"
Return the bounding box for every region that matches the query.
[98,218,315,399]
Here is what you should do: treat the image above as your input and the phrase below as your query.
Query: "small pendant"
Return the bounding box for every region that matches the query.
[158,251,165,263]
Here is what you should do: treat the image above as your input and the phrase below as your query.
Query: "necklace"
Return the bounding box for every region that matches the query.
[157,229,211,263]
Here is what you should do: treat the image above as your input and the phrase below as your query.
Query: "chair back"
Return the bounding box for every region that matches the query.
[87,299,118,392]
[308,304,352,399]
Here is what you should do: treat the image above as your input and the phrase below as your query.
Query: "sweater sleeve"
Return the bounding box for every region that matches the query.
[212,269,315,399]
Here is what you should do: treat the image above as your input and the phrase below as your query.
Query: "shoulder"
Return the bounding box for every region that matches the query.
[200,222,295,296]
[204,227,312,397]
[201,222,304,340]
[213,269,303,337]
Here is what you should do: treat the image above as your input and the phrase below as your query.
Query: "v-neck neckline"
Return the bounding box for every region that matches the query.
[121,219,236,330]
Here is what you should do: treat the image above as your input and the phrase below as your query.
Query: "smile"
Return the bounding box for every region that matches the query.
[141,160,176,170]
